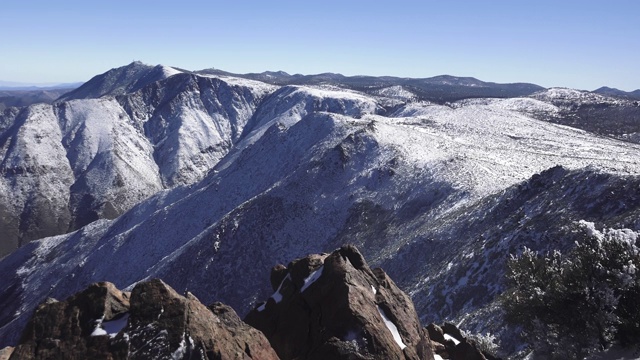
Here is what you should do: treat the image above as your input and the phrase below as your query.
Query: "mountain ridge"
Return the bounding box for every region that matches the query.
[1,62,640,358]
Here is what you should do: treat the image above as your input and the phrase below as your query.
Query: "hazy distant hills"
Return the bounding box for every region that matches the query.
[196,68,546,103]
[0,81,81,91]
[0,82,82,111]
[593,86,640,100]
[0,89,71,111]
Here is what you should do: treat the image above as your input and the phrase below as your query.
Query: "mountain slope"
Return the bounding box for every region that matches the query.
[528,88,640,142]
[593,86,640,100]
[57,61,183,102]
[2,94,640,353]
[0,68,280,256]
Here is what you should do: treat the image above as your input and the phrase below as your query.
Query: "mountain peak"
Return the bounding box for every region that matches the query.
[57,62,182,101]
[593,86,640,99]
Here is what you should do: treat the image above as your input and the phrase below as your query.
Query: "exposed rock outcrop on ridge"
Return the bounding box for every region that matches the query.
[245,245,434,360]
[9,246,444,359]
[10,280,278,360]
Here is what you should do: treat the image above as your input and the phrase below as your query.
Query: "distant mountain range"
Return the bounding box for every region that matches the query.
[0,82,83,111]
[196,68,546,103]
[0,81,82,91]
[0,62,639,358]
[593,86,640,100]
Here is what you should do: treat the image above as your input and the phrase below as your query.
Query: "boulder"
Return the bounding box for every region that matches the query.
[10,282,130,359]
[126,279,278,359]
[245,245,434,360]
[11,280,278,360]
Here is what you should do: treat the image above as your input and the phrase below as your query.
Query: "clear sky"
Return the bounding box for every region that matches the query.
[1,0,638,90]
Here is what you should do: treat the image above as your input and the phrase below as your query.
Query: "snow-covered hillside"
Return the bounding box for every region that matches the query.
[57,61,183,101]
[0,65,279,256]
[2,77,640,357]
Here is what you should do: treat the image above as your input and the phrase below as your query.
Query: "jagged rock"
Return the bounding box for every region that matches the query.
[245,245,434,360]
[10,282,130,359]
[127,279,278,360]
[427,323,446,344]
[11,280,278,360]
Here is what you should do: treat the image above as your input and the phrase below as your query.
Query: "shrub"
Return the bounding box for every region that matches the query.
[463,331,502,358]
[503,221,640,359]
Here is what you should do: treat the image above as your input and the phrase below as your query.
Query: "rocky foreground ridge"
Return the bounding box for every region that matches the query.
[1,246,495,360]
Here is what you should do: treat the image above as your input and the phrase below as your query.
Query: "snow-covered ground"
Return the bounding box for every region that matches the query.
[2,64,640,357]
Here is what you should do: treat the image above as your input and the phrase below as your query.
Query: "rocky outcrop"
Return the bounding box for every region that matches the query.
[245,245,434,360]
[427,323,500,360]
[11,246,438,359]
[10,282,130,359]
[11,280,278,360]
[125,279,278,360]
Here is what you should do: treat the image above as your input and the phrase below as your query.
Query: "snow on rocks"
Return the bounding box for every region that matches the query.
[377,305,408,350]
[10,280,278,359]
[300,265,324,292]
[245,245,433,359]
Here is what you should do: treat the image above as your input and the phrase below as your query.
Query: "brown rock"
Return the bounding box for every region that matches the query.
[126,279,279,359]
[10,282,130,360]
[245,245,434,360]
[11,279,279,360]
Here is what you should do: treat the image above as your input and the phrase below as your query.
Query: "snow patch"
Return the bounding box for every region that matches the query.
[102,313,130,337]
[90,318,108,336]
[90,313,130,338]
[161,66,182,78]
[377,305,407,350]
[258,274,292,311]
[171,333,194,360]
[301,265,324,292]
[444,333,461,345]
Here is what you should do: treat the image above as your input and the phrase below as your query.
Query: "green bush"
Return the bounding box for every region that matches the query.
[503,221,640,359]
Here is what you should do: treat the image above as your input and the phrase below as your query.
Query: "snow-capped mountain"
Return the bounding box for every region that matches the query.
[1,63,639,357]
[0,64,278,256]
[2,64,640,357]
[196,68,545,103]
[57,61,183,102]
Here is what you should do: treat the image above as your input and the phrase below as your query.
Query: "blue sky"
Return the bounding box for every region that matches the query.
[2,0,638,90]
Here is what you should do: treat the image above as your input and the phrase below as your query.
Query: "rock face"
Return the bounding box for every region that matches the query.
[0,63,276,257]
[245,245,434,360]
[11,280,278,360]
[10,282,130,359]
[10,247,438,359]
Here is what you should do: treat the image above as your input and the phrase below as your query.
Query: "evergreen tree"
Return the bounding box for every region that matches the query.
[503,221,640,358]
